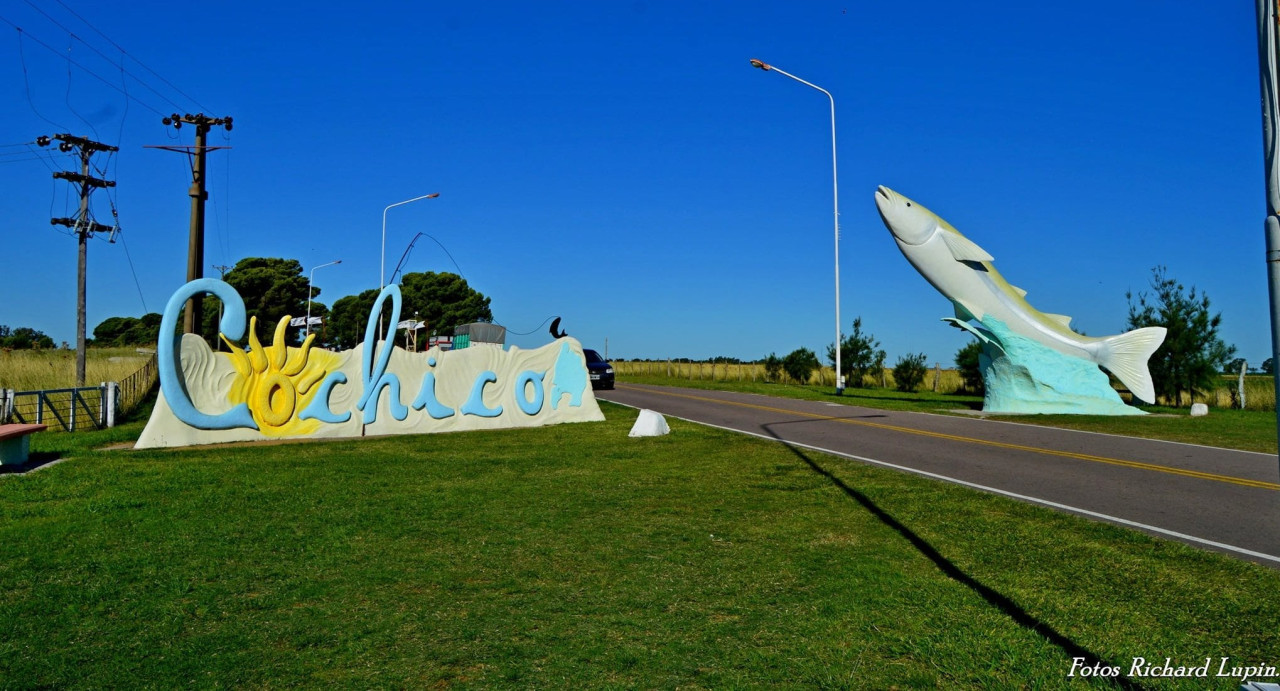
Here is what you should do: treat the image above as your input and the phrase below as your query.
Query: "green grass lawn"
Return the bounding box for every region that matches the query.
[3,404,1279,688]
[617,373,1280,455]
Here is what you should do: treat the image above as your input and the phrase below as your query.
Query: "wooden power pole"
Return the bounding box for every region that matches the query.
[39,133,117,387]
[150,113,233,334]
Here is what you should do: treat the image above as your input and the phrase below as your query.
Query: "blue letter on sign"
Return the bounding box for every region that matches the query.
[157,279,257,430]
[515,370,546,416]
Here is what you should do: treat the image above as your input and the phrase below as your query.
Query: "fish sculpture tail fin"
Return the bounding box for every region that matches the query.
[1098,327,1167,404]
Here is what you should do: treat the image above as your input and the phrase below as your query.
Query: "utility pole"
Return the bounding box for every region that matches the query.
[149,113,233,334]
[212,264,232,350]
[38,133,118,387]
[1256,0,1280,478]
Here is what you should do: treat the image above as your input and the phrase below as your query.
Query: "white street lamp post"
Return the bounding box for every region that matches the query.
[750,58,844,395]
[381,193,440,291]
[306,259,342,337]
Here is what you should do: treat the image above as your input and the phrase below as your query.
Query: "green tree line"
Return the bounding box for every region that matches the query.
[85,256,493,351]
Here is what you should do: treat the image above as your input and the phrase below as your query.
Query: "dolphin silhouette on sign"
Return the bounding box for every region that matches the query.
[550,317,567,339]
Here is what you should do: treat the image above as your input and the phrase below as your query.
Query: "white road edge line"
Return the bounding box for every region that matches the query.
[601,399,1280,565]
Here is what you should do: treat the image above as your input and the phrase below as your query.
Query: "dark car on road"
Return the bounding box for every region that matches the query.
[584,349,614,390]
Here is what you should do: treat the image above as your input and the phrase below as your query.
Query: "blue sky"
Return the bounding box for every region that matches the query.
[0,1,1272,369]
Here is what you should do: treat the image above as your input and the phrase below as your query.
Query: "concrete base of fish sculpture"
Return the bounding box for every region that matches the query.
[950,317,1146,416]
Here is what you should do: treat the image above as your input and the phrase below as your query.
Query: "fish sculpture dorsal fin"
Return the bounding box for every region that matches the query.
[941,230,994,263]
[1043,313,1073,328]
[1011,285,1028,298]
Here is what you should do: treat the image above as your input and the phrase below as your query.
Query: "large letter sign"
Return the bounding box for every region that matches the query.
[136,280,605,448]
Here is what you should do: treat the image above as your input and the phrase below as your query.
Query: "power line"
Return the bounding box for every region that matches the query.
[208,133,233,266]
[63,38,100,139]
[14,27,66,130]
[50,0,211,114]
[0,154,60,165]
[117,230,148,314]
[390,232,468,284]
[109,53,129,208]
[20,0,201,116]
[223,139,231,266]
[498,315,561,336]
[1,15,166,116]
[25,143,60,173]
[0,146,64,160]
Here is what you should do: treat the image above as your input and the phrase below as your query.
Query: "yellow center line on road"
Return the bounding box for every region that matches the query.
[616,385,1280,491]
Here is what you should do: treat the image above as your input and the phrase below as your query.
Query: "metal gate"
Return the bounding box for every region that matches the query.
[0,383,119,432]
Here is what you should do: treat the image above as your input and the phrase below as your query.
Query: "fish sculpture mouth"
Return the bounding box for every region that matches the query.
[874,185,895,226]
[875,185,934,246]
[874,185,893,208]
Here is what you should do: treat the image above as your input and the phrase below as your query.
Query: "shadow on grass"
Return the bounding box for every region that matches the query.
[0,451,64,476]
[761,422,1146,691]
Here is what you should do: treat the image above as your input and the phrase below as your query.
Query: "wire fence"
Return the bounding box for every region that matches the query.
[116,353,158,419]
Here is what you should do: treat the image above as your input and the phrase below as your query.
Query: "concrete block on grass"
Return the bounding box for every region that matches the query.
[629,409,670,437]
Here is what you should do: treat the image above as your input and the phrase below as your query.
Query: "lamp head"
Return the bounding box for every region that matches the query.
[749,59,770,71]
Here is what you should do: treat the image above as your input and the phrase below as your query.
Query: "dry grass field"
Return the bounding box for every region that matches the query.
[1206,374,1276,410]
[0,347,153,392]
[617,361,971,394]
[612,361,1276,411]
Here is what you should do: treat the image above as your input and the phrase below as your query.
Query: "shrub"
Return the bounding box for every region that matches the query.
[955,340,984,394]
[827,317,885,388]
[782,348,819,385]
[1127,266,1235,406]
[762,353,783,383]
[892,353,929,392]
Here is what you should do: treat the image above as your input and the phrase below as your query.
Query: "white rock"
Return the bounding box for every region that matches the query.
[1190,403,1209,417]
[628,409,670,437]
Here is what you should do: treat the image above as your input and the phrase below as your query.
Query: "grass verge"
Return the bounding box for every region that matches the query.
[3,404,1278,688]
[617,373,1279,455]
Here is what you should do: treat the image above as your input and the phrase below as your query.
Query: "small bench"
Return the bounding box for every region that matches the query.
[0,424,48,466]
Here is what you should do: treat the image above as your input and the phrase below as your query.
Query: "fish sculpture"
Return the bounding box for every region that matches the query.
[874,185,1166,404]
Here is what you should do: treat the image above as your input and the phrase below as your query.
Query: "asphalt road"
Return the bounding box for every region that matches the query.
[598,383,1280,567]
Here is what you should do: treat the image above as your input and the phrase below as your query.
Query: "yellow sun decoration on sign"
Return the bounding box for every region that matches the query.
[220,316,339,436]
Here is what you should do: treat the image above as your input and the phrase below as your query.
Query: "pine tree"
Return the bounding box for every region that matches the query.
[1126,266,1235,406]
